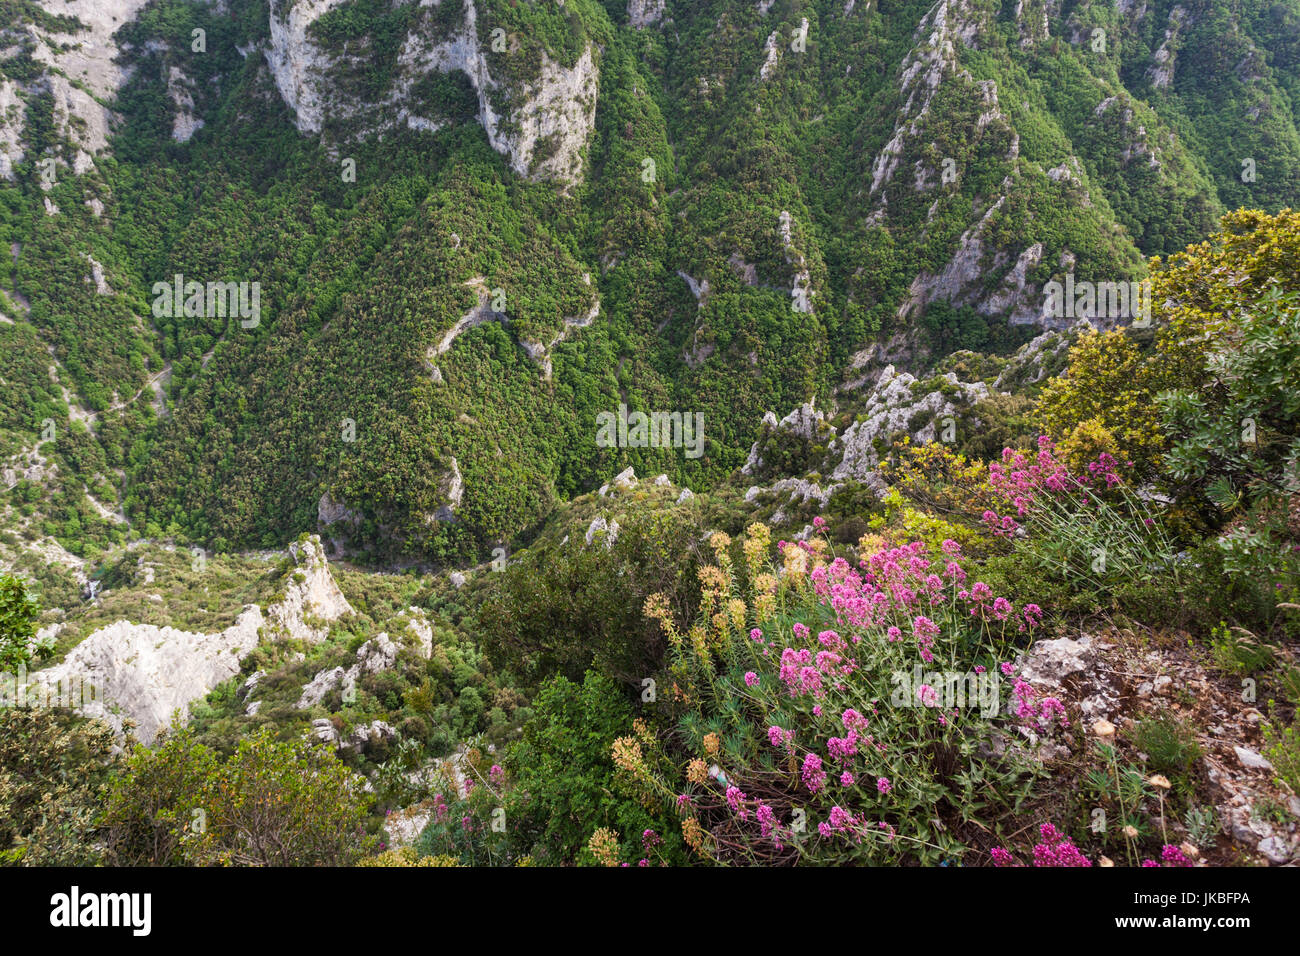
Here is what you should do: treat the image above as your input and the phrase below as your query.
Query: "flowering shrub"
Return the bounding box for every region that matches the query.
[623,523,1052,865]
[981,437,1178,595]
[991,824,1092,867]
[413,745,515,866]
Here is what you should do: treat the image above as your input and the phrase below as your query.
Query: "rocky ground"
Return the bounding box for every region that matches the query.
[1010,625,1299,866]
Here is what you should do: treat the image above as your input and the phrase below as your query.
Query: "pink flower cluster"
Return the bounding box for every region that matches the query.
[1143,845,1193,867]
[984,437,1126,538]
[1012,679,1069,731]
[991,823,1092,867]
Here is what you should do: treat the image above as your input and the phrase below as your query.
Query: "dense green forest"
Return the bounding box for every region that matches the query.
[1,0,1298,567]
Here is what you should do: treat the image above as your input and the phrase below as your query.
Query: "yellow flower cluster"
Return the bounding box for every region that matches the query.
[643,592,680,649]
[686,758,709,785]
[613,735,644,774]
[682,816,707,855]
[742,522,771,579]
[587,827,622,867]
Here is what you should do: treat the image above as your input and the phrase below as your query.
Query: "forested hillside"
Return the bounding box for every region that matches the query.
[0,0,1298,875]
[1,0,1298,565]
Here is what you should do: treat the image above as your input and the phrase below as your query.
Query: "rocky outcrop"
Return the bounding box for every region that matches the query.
[598,466,639,497]
[166,66,204,143]
[1,0,154,178]
[264,536,355,643]
[992,323,1083,391]
[265,0,600,187]
[0,79,24,180]
[829,365,988,483]
[31,606,266,745]
[585,516,620,549]
[742,401,831,476]
[628,0,666,29]
[29,535,353,744]
[296,632,397,710]
[1147,7,1188,91]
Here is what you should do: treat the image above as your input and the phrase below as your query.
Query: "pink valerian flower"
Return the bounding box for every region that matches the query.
[827,732,859,761]
[749,627,764,643]
[841,708,868,733]
[1000,662,1015,677]
[990,846,1018,867]
[726,786,750,820]
[941,539,961,556]
[917,635,935,664]
[815,650,843,674]
[818,629,846,651]
[463,777,476,797]
[767,725,794,751]
[793,622,811,641]
[779,647,813,695]
[676,794,693,813]
[876,777,892,795]
[744,671,759,687]
[489,764,505,787]
[917,684,939,707]
[798,666,824,697]
[813,515,827,530]
[1013,679,1069,731]
[756,804,784,848]
[840,771,855,787]
[818,806,865,843]
[1030,824,1092,867]
[886,626,902,642]
[912,615,940,639]
[991,597,1013,621]
[1021,603,1043,630]
[432,793,449,822]
[944,560,967,584]
[813,705,822,717]
[1145,845,1193,868]
[802,753,827,794]
[642,828,662,850]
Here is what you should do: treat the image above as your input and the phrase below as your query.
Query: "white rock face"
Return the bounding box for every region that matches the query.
[166,66,205,143]
[265,536,355,643]
[265,0,353,135]
[32,606,265,744]
[585,516,620,548]
[265,0,600,186]
[742,402,830,476]
[1147,7,1188,90]
[779,211,815,313]
[297,632,398,709]
[2,0,155,178]
[401,607,434,659]
[1017,635,1095,689]
[829,365,988,484]
[30,535,354,743]
[759,32,782,81]
[0,79,25,180]
[628,0,666,28]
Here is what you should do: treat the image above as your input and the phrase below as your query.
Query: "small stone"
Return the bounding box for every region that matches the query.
[1257,836,1290,864]
[1234,746,1273,771]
